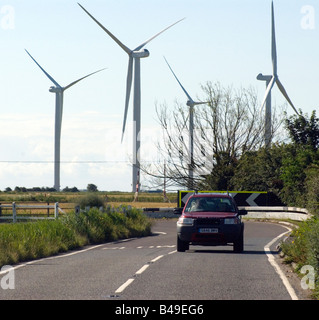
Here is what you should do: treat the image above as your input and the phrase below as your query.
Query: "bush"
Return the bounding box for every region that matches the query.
[305,165,319,214]
[281,216,319,299]
[76,193,105,209]
[64,207,152,243]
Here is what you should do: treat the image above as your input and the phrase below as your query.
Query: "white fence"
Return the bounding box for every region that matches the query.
[0,202,64,223]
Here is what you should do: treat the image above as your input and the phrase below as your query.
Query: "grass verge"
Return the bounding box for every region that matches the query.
[280,215,319,299]
[0,207,152,268]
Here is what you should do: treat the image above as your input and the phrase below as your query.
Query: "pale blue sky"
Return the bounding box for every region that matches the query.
[0,0,317,191]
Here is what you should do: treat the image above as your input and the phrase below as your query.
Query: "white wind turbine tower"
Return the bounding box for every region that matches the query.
[25,49,105,191]
[164,57,209,190]
[257,0,299,147]
[78,3,184,192]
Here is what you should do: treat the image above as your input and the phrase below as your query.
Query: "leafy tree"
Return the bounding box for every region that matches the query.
[63,186,79,193]
[305,164,319,214]
[231,144,284,193]
[200,151,237,190]
[87,184,98,192]
[279,145,318,206]
[285,110,319,151]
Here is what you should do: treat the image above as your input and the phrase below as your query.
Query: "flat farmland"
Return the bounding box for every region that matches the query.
[0,192,177,216]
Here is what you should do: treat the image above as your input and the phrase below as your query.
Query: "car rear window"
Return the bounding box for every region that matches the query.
[184,196,236,213]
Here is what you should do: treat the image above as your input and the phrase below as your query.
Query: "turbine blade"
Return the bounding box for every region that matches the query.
[121,57,133,142]
[25,49,61,88]
[64,68,106,91]
[134,18,185,51]
[163,56,193,102]
[271,1,277,75]
[275,78,299,115]
[260,76,275,112]
[78,3,131,55]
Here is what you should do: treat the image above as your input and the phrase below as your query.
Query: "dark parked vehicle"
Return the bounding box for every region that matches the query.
[175,193,247,253]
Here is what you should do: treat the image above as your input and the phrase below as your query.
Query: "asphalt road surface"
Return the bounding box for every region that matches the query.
[0,219,310,300]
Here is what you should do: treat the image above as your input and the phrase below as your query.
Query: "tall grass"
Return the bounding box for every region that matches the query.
[0,207,152,268]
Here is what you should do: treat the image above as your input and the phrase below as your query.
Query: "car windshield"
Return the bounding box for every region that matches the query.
[184,196,236,213]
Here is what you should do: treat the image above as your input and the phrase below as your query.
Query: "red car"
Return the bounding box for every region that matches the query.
[175,193,247,253]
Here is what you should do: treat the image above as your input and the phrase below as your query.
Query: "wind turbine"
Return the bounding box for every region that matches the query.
[78,3,184,192]
[257,1,299,147]
[25,49,105,191]
[164,57,209,190]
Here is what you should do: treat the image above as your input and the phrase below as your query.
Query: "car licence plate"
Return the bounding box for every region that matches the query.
[199,228,218,233]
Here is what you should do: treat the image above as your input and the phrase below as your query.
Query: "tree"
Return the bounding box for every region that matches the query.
[231,144,284,193]
[279,144,318,206]
[305,164,319,214]
[63,186,79,192]
[142,82,284,190]
[285,110,319,151]
[87,184,98,192]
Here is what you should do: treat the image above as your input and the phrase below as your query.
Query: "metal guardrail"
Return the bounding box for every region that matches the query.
[142,206,311,221]
[0,202,64,223]
[238,206,310,221]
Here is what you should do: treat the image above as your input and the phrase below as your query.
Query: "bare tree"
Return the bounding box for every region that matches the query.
[141,82,284,190]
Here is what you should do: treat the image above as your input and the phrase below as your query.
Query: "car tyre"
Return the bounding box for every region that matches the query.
[177,236,189,252]
[233,230,244,253]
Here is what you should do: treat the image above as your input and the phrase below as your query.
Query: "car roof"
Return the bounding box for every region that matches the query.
[189,193,232,198]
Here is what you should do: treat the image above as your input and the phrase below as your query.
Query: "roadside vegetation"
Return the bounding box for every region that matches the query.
[232,110,319,299]
[0,206,152,268]
[280,217,319,299]
[152,84,319,300]
[231,110,319,298]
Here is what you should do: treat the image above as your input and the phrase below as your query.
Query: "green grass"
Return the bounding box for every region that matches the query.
[281,216,319,299]
[0,207,152,268]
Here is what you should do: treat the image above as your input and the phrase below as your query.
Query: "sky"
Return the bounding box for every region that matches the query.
[0,0,318,192]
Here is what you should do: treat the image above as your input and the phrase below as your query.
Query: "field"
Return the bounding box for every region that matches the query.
[0,191,177,217]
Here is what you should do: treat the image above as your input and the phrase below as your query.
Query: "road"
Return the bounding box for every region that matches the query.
[0,219,308,300]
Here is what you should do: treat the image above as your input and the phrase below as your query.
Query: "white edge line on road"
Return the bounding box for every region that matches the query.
[264,226,299,300]
[0,244,105,275]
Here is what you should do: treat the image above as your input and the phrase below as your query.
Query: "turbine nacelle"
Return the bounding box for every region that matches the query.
[257,73,272,82]
[131,49,150,59]
[186,100,194,107]
[49,86,62,93]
